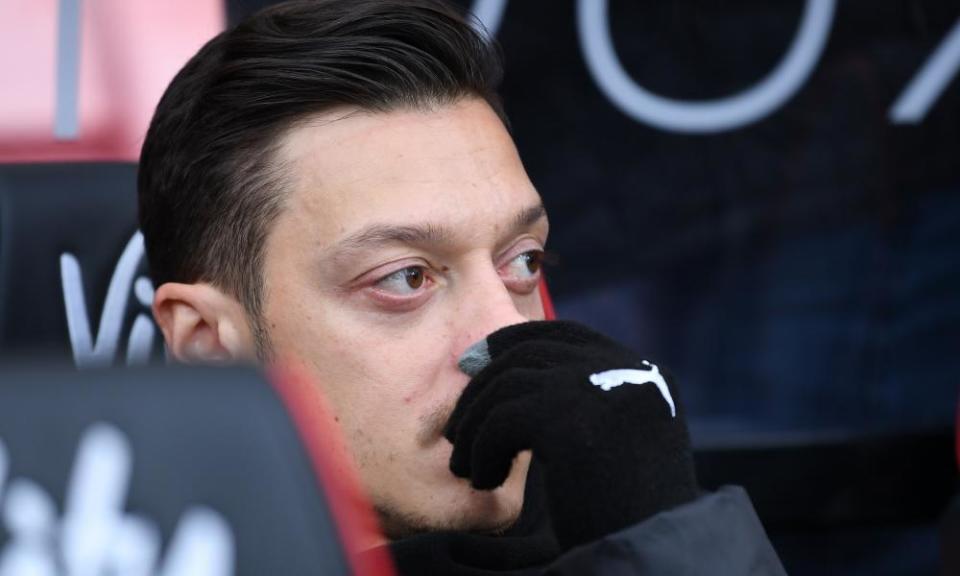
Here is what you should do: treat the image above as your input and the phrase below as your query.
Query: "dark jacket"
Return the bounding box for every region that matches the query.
[541,487,786,575]
[387,462,786,575]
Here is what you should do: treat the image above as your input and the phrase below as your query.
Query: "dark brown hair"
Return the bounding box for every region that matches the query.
[138,0,506,354]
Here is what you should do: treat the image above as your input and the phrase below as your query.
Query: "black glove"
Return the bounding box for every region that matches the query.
[444,320,698,550]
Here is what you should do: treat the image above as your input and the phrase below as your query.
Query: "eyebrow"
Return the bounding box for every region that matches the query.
[513,203,548,231]
[328,202,548,260]
[337,222,451,251]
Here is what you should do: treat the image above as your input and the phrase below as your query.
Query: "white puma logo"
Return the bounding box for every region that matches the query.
[588,361,676,417]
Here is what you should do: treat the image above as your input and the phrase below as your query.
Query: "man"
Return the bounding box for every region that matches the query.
[139,0,786,573]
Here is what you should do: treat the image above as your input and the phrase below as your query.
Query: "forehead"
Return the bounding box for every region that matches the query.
[274,98,542,248]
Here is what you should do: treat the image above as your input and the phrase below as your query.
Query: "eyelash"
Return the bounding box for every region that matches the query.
[501,250,545,289]
[374,266,430,296]
[370,249,555,301]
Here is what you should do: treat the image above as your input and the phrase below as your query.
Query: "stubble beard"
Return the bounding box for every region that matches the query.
[374,490,522,541]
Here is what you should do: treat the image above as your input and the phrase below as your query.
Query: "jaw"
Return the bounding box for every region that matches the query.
[372,447,531,539]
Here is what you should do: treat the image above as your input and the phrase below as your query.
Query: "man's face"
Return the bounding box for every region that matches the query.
[261,98,547,538]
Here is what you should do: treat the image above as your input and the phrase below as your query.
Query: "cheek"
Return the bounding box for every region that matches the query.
[266,286,459,429]
[515,290,546,321]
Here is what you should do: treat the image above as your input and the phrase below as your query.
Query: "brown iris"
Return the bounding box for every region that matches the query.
[404,267,425,289]
[523,251,543,274]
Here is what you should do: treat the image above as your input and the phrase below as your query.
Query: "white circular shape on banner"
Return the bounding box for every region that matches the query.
[577,0,836,133]
[470,0,509,39]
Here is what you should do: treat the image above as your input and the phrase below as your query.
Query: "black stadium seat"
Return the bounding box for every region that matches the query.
[0,364,395,575]
[0,163,159,366]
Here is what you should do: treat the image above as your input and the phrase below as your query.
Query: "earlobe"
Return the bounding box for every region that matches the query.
[153,282,254,364]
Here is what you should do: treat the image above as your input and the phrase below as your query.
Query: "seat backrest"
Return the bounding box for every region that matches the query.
[0,163,158,367]
[0,364,394,575]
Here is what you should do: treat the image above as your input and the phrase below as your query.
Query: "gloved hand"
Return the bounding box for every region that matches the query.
[444,320,698,550]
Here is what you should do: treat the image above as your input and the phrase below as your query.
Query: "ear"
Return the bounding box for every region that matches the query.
[152,282,256,364]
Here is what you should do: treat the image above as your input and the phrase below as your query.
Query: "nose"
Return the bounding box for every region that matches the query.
[453,265,529,361]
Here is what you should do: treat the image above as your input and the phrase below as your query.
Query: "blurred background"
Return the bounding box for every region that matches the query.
[1,1,958,574]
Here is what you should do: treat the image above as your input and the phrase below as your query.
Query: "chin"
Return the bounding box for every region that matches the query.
[456,474,526,533]
[377,451,531,540]
[445,447,531,532]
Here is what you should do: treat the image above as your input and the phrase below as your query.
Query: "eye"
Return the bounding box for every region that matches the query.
[375,266,428,295]
[503,250,544,280]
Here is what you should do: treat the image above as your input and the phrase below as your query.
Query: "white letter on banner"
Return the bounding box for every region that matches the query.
[469,0,508,39]
[890,17,960,124]
[577,0,836,134]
